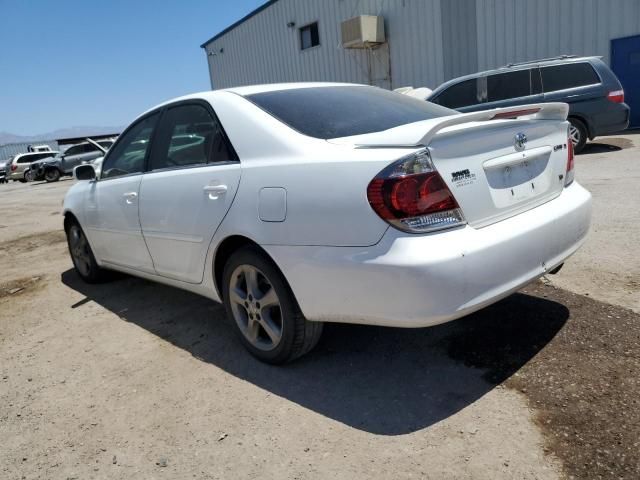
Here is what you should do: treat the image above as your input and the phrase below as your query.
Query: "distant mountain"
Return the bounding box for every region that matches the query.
[0,126,123,145]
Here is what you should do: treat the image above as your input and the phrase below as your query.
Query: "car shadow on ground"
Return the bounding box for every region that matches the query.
[61,269,568,436]
[579,142,623,155]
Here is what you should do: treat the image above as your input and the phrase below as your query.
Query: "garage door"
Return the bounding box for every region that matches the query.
[612,35,640,128]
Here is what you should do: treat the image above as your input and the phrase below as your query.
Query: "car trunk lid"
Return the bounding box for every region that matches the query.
[331,103,571,228]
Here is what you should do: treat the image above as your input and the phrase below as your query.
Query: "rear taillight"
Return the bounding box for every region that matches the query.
[565,130,575,186]
[367,149,466,233]
[607,89,624,103]
[10,164,17,172]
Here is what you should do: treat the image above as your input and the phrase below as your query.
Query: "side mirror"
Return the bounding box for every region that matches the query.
[74,164,96,181]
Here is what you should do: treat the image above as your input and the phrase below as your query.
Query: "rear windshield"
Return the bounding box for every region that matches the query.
[246,86,454,139]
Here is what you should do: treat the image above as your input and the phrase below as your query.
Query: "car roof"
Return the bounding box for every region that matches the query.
[137,82,369,118]
[14,151,59,158]
[430,56,603,95]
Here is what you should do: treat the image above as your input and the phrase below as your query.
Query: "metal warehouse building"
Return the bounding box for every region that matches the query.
[201,0,640,103]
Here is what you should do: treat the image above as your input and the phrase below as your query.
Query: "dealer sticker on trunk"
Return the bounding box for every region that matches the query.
[451,169,477,187]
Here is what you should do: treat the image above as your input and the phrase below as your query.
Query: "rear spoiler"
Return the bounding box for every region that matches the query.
[350,102,569,148]
[419,103,569,146]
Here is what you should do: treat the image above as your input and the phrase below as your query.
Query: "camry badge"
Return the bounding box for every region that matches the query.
[514,132,527,152]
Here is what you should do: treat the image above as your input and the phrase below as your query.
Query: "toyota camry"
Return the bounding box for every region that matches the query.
[63,83,592,363]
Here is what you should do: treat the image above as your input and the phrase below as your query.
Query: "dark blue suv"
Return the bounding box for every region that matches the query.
[428,56,630,153]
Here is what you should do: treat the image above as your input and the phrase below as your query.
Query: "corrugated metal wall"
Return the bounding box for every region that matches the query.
[441,0,478,80]
[475,0,640,70]
[203,0,640,90]
[204,0,446,90]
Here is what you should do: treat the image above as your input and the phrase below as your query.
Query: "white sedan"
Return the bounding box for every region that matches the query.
[63,83,591,363]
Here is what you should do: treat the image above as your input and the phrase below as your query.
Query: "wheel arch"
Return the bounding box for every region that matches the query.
[63,210,80,232]
[212,235,285,301]
[568,114,593,140]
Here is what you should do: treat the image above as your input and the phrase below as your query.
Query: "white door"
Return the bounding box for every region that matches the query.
[138,103,241,283]
[84,113,160,273]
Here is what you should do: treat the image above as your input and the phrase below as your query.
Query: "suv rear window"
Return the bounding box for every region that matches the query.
[247,86,454,139]
[541,63,601,92]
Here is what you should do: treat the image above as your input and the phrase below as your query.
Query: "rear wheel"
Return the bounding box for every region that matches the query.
[65,221,106,283]
[24,170,34,182]
[569,118,588,154]
[222,246,323,364]
[45,168,61,183]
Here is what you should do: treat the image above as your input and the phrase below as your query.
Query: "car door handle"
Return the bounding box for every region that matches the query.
[123,192,138,204]
[203,184,228,200]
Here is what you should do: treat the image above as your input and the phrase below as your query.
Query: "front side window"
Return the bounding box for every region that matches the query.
[487,69,531,102]
[150,104,235,171]
[101,114,158,180]
[432,79,480,109]
[64,145,82,157]
[247,86,454,139]
[541,63,601,92]
[300,22,319,50]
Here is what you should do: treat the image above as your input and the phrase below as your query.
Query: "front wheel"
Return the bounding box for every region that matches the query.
[569,118,588,154]
[65,221,106,283]
[222,246,323,364]
[45,168,61,183]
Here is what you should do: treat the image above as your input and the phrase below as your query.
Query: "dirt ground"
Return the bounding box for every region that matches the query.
[0,134,639,479]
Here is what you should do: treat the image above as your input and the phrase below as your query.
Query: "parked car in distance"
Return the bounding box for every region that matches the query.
[30,138,114,182]
[27,144,54,153]
[428,55,630,152]
[7,151,59,182]
[0,159,9,183]
[63,83,591,363]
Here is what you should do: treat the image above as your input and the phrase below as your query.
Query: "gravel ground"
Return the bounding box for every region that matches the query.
[448,281,640,479]
[0,133,639,479]
[549,133,640,313]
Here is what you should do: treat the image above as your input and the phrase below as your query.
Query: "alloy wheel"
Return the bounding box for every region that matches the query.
[68,225,91,277]
[569,124,581,147]
[228,264,283,351]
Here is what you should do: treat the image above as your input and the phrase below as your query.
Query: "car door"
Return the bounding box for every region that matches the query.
[83,113,159,273]
[60,145,83,173]
[138,101,241,284]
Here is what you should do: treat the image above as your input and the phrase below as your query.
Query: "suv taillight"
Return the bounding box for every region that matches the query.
[367,149,466,233]
[565,130,575,186]
[607,89,624,103]
[10,164,17,172]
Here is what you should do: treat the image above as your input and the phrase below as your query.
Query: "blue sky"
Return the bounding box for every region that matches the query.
[0,0,265,135]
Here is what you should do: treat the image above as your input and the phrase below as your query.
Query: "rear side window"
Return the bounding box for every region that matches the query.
[541,63,601,92]
[101,114,159,180]
[150,104,235,171]
[247,86,454,139]
[432,79,479,109]
[17,156,34,163]
[487,69,531,102]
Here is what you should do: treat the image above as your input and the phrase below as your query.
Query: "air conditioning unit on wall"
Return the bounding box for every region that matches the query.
[341,15,385,49]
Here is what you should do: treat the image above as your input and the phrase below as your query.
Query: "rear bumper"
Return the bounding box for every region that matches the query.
[265,182,592,327]
[589,102,630,137]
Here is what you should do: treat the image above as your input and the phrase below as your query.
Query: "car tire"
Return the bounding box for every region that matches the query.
[45,168,61,183]
[65,220,107,283]
[222,246,323,364]
[24,170,34,182]
[569,118,588,154]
